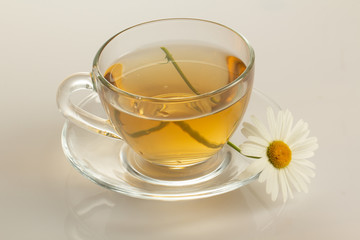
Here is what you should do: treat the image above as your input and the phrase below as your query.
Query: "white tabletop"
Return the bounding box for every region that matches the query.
[1,0,359,239]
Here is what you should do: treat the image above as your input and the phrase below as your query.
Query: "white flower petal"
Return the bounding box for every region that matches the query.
[292,158,316,169]
[267,107,277,139]
[275,110,284,139]
[280,110,293,140]
[259,164,272,183]
[241,122,267,140]
[279,170,288,202]
[292,137,318,152]
[288,167,309,193]
[266,167,280,202]
[248,135,269,147]
[291,164,312,184]
[283,170,294,199]
[291,119,307,134]
[271,169,279,201]
[289,131,310,149]
[286,120,309,146]
[240,142,266,157]
[250,115,272,142]
[246,158,267,174]
[292,162,316,178]
[266,167,275,194]
[285,167,301,192]
[292,150,314,159]
[241,123,256,138]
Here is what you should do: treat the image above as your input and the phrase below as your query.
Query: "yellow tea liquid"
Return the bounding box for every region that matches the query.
[103,43,250,166]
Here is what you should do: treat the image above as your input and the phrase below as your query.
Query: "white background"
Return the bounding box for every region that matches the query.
[1,0,359,239]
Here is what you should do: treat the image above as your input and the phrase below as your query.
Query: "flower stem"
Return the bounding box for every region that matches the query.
[125,122,169,138]
[174,121,222,149]
[161,46,247,155]
[226,141,260,158]
[160,47,201,95]
[226,141,241,153]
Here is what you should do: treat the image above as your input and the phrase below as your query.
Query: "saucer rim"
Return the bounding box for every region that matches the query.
[61,88,280,201]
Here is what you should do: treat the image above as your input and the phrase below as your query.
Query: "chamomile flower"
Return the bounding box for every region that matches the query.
[240,107,318,202]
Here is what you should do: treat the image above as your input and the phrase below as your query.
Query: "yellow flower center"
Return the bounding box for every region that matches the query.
[267,141,292,169]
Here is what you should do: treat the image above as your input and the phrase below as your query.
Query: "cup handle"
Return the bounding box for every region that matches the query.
[56,72,121,139]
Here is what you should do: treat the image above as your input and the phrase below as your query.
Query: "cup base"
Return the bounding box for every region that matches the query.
[119,144,229,186]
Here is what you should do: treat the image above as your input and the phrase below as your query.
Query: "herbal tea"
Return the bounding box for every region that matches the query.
[102,43,250,166]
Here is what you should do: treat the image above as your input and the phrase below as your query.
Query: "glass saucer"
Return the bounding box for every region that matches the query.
[61,89,280,201]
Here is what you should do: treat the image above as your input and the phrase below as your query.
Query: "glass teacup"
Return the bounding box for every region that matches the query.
[57,18,254,182]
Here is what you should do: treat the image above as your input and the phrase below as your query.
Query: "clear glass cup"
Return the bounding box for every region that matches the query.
[57,18,254,182]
